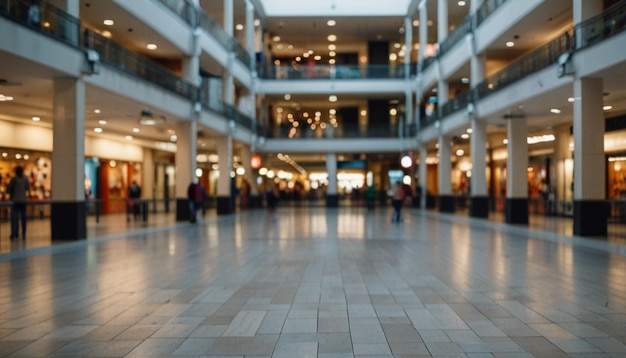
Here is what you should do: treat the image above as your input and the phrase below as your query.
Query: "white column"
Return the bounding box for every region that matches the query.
[404,16,413,126]
[505,118,528,223]
[437,0,448,43]
[240,145,259,197]
[175,121,197,200]
[573,0,603,47]
[470,120,487,196]
[438,136,452,196]
[552,124,571,204]
[217,136,232,197]
[246,0,256,69]
[143,148,155,199]
[52,78,84,201]
[419,145,428,208]
[326,153,338,206]
[418,2,428,64]
[224,0,234,37]
[471,55,486,87]
[574,78,604,200]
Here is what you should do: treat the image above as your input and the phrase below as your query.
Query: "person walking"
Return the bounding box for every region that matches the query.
[390,181,404,223]
[128,180,142,221]
[7,166,29,240]
[187,180,206,223]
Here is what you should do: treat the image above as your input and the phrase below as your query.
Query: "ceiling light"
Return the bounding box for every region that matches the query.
[456,149,465,156]
[394,42,401,49]
[604,105,613,111]
[506,41,515,47]
[568,97,575,102]
[295,56,301,61]
[170,135,177,142]
[103,19,114,26]
[390,108,398,115]
[550,108,561,114]
[458,0,466,6]
[413,20,419,27]
[329,51,336,56]
[503,139,509,144]
[94,109,101,113]
[284,94,291,100]
[328,44,336,50]
[288,44,293,49]
[94,127,103,133]
[254,19,260,27]
[329,95,337,102]
[461,77,470,84]
[101,30,112,38]
[360,109,367,116]
[314,55,321,60]
[235,24,243,30]
[303,53,309,58]
[31,116,40,122]
[466,128,472,133]
[327,19,336,26]
[330,109,337,115]
[389,53,398,61]
[147,43,157,50]
[132,127,140,133]
[461,133,469,139]
[272,35,280,42]
[0,94,14,101]
[98,120,107,125]
[276,44,283,49]
[125,135,133,140]
[327,34,337,42]
[308,50,314,54]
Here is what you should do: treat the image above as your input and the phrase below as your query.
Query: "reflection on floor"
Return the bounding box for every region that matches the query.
[0,206,625,357]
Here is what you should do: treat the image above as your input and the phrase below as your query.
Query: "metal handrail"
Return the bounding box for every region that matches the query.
[438,15,473,57]
[84,30,198,101]
[256,64,408,80]
[197,11,251,68]
[0,0,81,48]
[475,0,511,28]
[573,0,626,51]
[152,0,197,26]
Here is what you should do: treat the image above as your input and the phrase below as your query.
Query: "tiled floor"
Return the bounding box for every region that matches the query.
[1,206,625,357]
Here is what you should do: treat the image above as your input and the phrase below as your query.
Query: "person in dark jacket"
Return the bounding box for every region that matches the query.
[8,166,29,240]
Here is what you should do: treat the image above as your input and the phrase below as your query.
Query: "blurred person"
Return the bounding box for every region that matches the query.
[8,166,29,240]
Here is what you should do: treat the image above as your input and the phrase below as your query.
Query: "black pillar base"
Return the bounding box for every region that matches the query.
[470,196,489,218]
[439,195,455,213]
[326,194,339,208]
[574,200,608,236]
[249,195,263,209]
[505,198,528,224]
[51,201,87,241]
[412,196,421,208]
[426,194,436,209]
[217,196,233,215]
[175,198,191,222]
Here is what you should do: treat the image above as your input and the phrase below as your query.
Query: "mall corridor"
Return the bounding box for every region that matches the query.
[0,207,625,357]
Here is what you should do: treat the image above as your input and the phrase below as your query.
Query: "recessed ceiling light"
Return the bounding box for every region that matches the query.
[328,44,336,51]
[314,55,321,60]
[235,24,243,30]
[0,94,14,101]
[276,44,283,49]
[254,19,260,27]
[94,109,101,113]
[568,97,575,102]
[94,127,103,133]
[413,20,419,27]
[329,51,336,57]
[132,128,140,133]
[550,108,561,114]
[461,133,469,139]
[99,120,107,125]
[288,44,293,49]
[327,19,336,26]
[101,30,112,38]
[170,135,177,142]
[284,94,291,100]
[456,149,465,156]
[503,138,509,144]
[327,34,337,42]
[103,19,114,26]
[461,77,470,84]
[295,56,301,61]
[458,1,466,6]
[506,41,515,47]
[125,135,133,140]
[329,95,337,102]
[32,116,41,122]
[303,53,309,58]
[604,105,613,111]
[147,43,157,50]
[272,35,280,42]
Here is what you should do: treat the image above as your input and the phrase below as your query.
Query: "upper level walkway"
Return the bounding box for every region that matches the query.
[0,205,625,356]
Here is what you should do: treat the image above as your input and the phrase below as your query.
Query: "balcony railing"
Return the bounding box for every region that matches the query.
[574,0,626,51]
[438,15,473,57]
[153,0,197,27]
[261,122,415,139]
[197,11,251,68]
[84,30,198,101]
[475,29,572,100]
[475,0,511,28]
[0,0,80,48]
[257,64,408,80]
[439,90,474,118]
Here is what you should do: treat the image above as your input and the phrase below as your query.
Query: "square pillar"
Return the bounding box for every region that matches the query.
[505,118,528,224]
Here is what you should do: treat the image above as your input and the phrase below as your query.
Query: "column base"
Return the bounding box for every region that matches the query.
[574,200,608,236]
[326,194,339,207]
[426,194,436,209]
[412,195,421,208]
[217,196,233,215]
[439,195,455,213]
[51,201,87,241]
[505,198,528,224]
[175,198,191,221]
[470,196,489,218]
